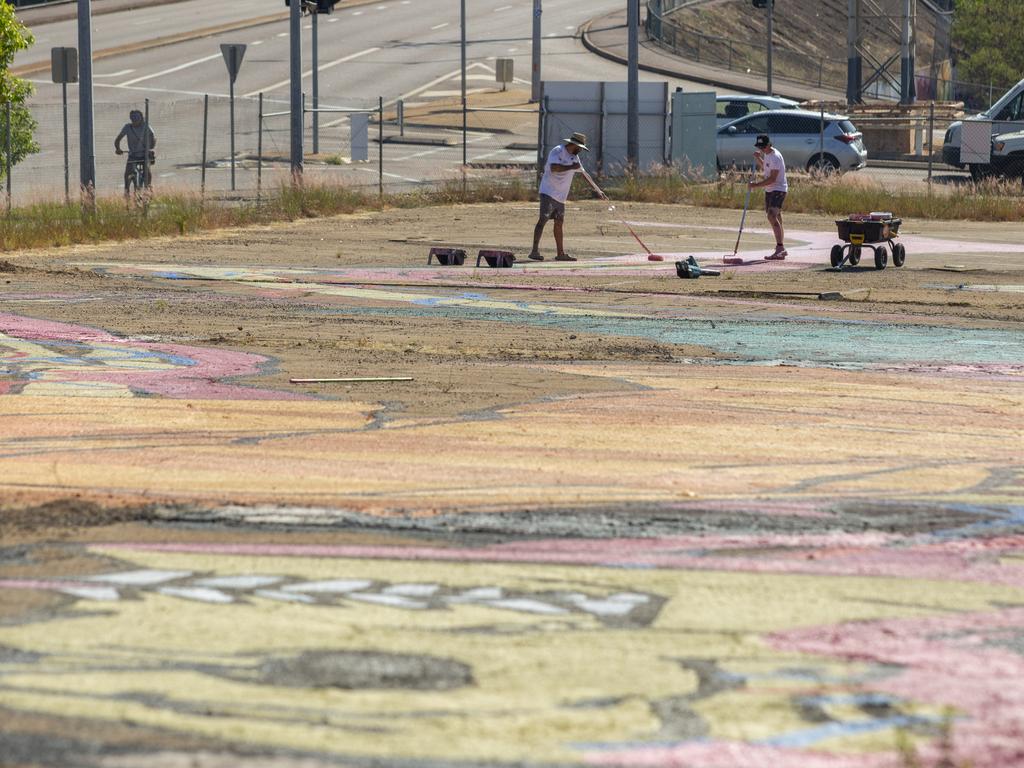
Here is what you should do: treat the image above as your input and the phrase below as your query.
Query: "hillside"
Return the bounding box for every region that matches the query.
[666,0,945,99]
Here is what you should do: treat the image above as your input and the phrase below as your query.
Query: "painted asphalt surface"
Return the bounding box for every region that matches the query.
[2,219,1024,767]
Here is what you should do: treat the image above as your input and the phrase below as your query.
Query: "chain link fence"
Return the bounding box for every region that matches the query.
[6,91,1024,207]
[3,92,543,206]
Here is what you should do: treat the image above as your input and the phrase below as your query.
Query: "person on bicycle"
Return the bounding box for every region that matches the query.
[114,109,156,197]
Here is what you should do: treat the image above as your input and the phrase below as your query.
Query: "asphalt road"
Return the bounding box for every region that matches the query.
[12,0,961,197]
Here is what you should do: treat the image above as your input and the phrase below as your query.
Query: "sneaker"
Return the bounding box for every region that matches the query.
[528,251,543,261]
[765,247,788,261]
[554,253,577,261]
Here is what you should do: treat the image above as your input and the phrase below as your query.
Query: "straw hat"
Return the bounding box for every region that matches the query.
[564,132,589,151]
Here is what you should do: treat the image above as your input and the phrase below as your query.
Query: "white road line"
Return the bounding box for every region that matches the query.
[118,52,223,86]
[398,62,492,101]
[244,47,380,97]
[494,5,512,11]
[328,17,339,22]
[250,40,264,45]
[94,69,135,78]
[352,9,363,14]
[355,167,423,184]
[430,22,448,29]
[276,31,288,37]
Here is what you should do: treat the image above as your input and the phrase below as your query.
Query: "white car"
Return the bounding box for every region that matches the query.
[717,109,867,173]
[991,129,1024,178]
[717,94,801,127]
[943,78,1024,178]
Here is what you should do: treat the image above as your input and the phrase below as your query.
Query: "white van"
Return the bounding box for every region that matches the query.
[943,78,1024,178]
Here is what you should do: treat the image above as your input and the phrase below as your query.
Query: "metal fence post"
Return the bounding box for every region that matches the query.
[927,100,934,187]
[257,92,263,204]
[819,102,825,171]
[398,99,404,136]
[201,94,208,200]
[536,95,546,187]
[378,96,384,202]
[5,102,11,215]
[143,98,151,202]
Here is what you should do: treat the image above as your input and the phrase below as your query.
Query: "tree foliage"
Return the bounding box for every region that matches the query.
[952,0,1024,88]
[0,2,39,175]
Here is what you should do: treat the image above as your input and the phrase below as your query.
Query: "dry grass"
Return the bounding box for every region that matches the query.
[603,165,1024,221]
[0,168,1021,252]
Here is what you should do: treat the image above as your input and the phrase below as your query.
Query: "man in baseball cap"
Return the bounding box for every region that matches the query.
[528,131,589,261]
[749,134,789,260]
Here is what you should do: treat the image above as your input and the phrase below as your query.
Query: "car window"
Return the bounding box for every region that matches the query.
[719,101,750,121]
[736,115,769,134]
[766,114,819,134]
[745,102,768,114]
[995,93,1024,121]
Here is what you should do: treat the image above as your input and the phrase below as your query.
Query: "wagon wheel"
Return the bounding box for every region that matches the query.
[830,244,844,268]
[874,247,888,270]
[848,247,861,266]
[892,242,906,267]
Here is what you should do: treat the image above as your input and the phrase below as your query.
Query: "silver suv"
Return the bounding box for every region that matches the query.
[717,109,867,173]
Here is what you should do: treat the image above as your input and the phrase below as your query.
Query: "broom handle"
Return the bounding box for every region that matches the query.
[578,165,608,200]
[732,164,755,256]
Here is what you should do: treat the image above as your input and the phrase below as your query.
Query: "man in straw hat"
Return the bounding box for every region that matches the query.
[528,131,589,262]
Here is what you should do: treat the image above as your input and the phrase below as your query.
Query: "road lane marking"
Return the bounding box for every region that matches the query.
[244,47,380,97]
[94,69,135,78]
[250,40,264,45]
[328,17,339,22]
[276,31,287,37]
[494,5,512,11]
[431,22,448,29]
[118,52,223,86]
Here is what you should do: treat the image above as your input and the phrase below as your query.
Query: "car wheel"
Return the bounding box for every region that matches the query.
[969,163,991,182]
[808,154,840,175]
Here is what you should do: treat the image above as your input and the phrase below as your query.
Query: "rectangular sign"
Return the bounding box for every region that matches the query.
[51,47,78,84]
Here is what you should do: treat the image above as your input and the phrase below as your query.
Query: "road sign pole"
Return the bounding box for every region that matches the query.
[219,44,247,192]
[62,81,69,204]
[229,76,236,190]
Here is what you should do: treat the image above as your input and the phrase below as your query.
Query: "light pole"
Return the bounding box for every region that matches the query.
[289,0,303,179]
[460,0,467,167]
[77,0,95,201]
[627,0,639,166]
[766,0,774,96]
[531,0,542,102]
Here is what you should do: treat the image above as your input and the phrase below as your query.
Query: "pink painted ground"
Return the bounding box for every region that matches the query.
[0,313,309,400]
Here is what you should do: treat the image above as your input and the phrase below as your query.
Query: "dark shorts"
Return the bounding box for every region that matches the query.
[539,194,566,221]
[764,190,786,212]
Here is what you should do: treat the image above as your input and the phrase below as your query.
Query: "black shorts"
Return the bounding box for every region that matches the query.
[539,194,566,221]
[764,191,786,212]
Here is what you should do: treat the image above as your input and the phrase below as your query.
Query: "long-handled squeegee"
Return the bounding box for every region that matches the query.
[724,164,756,265]
[579,166,665,262]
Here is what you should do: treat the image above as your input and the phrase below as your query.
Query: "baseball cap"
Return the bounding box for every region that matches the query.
[754,134,771,148]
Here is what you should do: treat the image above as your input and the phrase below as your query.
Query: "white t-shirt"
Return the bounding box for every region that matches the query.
[538,145,580,203]
[760,148,788,193]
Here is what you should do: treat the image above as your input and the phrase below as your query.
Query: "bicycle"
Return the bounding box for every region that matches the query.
[123,155,153,211]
